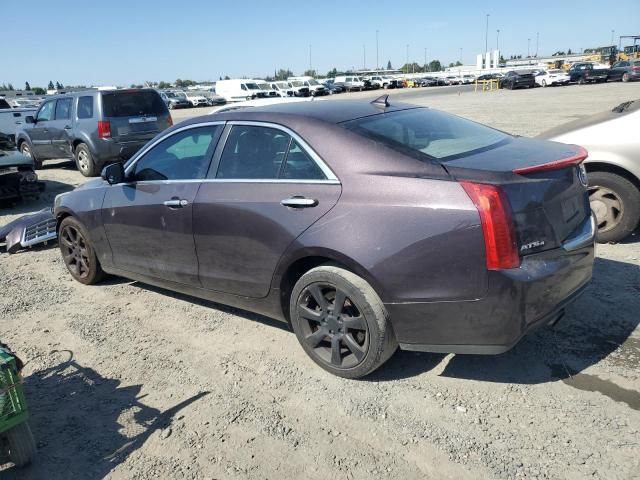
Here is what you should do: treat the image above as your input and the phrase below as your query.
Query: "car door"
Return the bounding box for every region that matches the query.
[193,122,341,298]
[29,99,56,158]
[102,123,223,285]
[48,97,73,159]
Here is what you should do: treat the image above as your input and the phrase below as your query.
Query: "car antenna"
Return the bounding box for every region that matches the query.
[371,94,390,108]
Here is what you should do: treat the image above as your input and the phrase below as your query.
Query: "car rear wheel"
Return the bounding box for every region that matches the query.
[541,79,547,87]
[59,216,106,285]
[290,266,397,379]
[587,171,640,243]
[622,73,630,82]
[74,143,99,177]
[578,78,586,85]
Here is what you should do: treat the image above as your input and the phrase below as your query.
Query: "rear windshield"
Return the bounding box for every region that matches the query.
[101,91,166,117]
[342,108,509,161]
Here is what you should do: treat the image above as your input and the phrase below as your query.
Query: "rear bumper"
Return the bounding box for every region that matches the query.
[388,215,595,354]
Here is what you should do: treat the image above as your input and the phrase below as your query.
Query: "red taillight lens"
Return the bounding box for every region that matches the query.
[512,146,588,175]
[461,182,520,271]
[167,115,173,127]
[97,120,111,139]
[632,66,640,72]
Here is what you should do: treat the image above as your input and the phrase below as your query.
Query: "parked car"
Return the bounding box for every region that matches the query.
[333,76,365,92]
[500,70,536,89]
[322,82,344,94]
[10,99,40,109]
[539,99,640,242]
[368,75,393,88]
[205,94,226,106]
[607,60,640,82]
[0,131,44,203]
[568,62,609,84]
[286,81,311,97]
[386,79,404,89]
[288,77,327,96]
[15,88,172,177]
[270,81,295,97]
[534,69,570,87]
[461,75,476,84]
[253,80,280,98]
[445,76,461,85]
[0,99,37,140]
[184,91,209,107]
[54,98,594,378]
[159,90,192,110]
[215,79,269,102]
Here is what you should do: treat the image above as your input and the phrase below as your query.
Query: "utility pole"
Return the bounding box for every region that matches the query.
[535,32,539,57]
[363,44,366,70]
[309,44,312,73]
[527,38,531,57]
[406,44,409,74]
[376,30,379,70]
[611,29,615,45]
[424,47,427,70]
[485,14,490,53]
[459,47,463,64]
[496,29,500,51]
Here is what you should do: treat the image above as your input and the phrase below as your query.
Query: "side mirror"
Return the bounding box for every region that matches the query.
[25,116,35,124]
[101,162,125,185]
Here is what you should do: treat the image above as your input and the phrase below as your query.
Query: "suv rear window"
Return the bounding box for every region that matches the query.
[101,91,166,118]
[342,108,509,161]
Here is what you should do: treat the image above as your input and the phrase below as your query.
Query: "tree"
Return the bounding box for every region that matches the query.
[157,81,172,89]
[55,81,63,89]
[567,48,573,55]
[25,81,31,91]
[224,75,230,80]
[7,83,14,91]
[499,55,506,64]
[455,61,463,67]
[32,87,45,95]
[275,69,293,81]
[428,60,442,72]
[303,69,316,78]
[48,80,54,90]
[386,60,392,70]
[326,68,338,79]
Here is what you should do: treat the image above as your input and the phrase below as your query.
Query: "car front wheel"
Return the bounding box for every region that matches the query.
[290,266,397,379]
[588,171,640,243]
[59,216,106,284]
[622,73,630,82]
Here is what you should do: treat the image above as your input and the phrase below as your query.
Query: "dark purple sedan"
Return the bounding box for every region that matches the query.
[53,97,595,378]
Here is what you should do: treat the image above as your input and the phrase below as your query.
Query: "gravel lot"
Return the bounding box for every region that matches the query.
[1,82,639,480]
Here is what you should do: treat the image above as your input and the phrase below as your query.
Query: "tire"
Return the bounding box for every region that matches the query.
[74,143,99,177]
[587,171,640,243]
[289,265,398,379]
[622,73,630,82]
[19,142,42,169]
[6,422,37,467]
[541,80,547,87]
[58,216,106,285]
[578,77,586,85]
[168,103,174,110]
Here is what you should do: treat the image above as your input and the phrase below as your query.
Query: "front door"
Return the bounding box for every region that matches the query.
[102,124,223,285]
[194,123,341,298]
[29,99,56,159]
[48,97,73,159]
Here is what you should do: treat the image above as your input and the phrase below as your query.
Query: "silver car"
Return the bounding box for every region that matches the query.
[538,99,640,242]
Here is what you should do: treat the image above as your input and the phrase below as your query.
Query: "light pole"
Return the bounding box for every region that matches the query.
[535,32,539,57]
[611,29,615,45]
[376,30,379,70]
[496,29,500,51]
[424,47,427,71]
[363,44,366,70]
[406,44,409,74]
[485,14,490,53]
[527,38,531,57]
[309,44,312,73]
[459,47,463,64]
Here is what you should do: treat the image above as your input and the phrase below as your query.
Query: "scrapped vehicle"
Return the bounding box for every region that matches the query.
[568,62,609,84]
[159,90,192,110]
[500,70,536,89]
[0,98,37,141]
[0,344,37,467]
[15,89,172,177]
[539,99,640,242]
[535,69,570,87]
[54,97,595,379]
[0,132,44,203]
[607,60,640,82]
[0,208,56,253]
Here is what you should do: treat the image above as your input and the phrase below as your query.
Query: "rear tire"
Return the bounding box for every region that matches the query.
[587,171,640,243]
[58,216,106,284]
[541,80,547,87]
[289,266,397,379]
[578,77,586,85]
[622,73,630,82]
[6,422,37,467]
[74,143,99,177]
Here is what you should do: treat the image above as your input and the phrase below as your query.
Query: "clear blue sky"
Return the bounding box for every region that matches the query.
[4,0,639,87]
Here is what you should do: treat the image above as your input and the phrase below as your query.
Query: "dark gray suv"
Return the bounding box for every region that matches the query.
[16,89,172,176]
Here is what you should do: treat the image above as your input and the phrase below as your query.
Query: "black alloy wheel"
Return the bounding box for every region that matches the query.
[58,217,105,284]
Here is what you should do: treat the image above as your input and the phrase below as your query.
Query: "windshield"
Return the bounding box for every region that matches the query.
[258,84,272,90]
[245,83,261,90]
[342,108,509,161]
[291,81,304,87]
[308,79,319,85]
[276,82,290,89]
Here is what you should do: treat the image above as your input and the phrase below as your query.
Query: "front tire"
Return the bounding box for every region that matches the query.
[58,216,106,284]
[588,171,640,243]
[622,73,630,82]
[5,422,37,467]
[74,143,99,177]
[290,266,397,379]
[20,142,42,169]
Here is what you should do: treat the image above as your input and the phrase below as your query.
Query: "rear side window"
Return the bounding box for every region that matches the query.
[101,91,166,118]
[281,141,325,180]
[342,108,509,161]
[77,96,94,119]
[55,98,72,120]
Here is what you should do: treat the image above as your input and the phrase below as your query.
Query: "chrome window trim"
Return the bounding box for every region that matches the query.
[124,121,226,176]
[224,120,339,182]
[126,178,340,186]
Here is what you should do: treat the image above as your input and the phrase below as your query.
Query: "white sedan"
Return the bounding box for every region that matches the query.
[535,69,570,87]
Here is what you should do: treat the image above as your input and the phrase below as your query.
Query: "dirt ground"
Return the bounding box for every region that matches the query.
[1,82,639,480]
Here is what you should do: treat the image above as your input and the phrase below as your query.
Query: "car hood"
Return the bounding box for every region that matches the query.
[0,150,34,168]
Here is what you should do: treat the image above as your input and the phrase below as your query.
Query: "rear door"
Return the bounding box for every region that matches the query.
[102,123,223,285]
[194,122,341,297]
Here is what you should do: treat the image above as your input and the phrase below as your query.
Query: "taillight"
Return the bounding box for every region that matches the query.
[512,146,588,175]
[461,182,520,270]
[167,115,173,127]
[97,120,111,139]
[632,66,640,72]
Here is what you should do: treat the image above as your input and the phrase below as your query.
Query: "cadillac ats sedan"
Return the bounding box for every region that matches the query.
[54,98,595,378]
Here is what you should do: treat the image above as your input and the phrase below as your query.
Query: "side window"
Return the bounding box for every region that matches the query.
[77,96,94,119]
[133,125,220,181]
[281,140,326,180]
[216,126,289,179]
[36,101,55,121]
[241,84,247,91]
[55,98,72,120]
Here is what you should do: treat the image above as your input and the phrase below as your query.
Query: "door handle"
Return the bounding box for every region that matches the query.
[280,197,318,208]
[163,199,189,208]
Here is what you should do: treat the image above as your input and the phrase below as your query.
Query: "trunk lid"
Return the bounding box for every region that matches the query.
[100,90,170,143]
[444,137,590,255]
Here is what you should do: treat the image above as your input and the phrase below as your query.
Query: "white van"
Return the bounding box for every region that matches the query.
[287,76,327,96]
[214,79,268,102]
[270,81,295,97]
[333,76,365,92]
[253,80,280,98]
